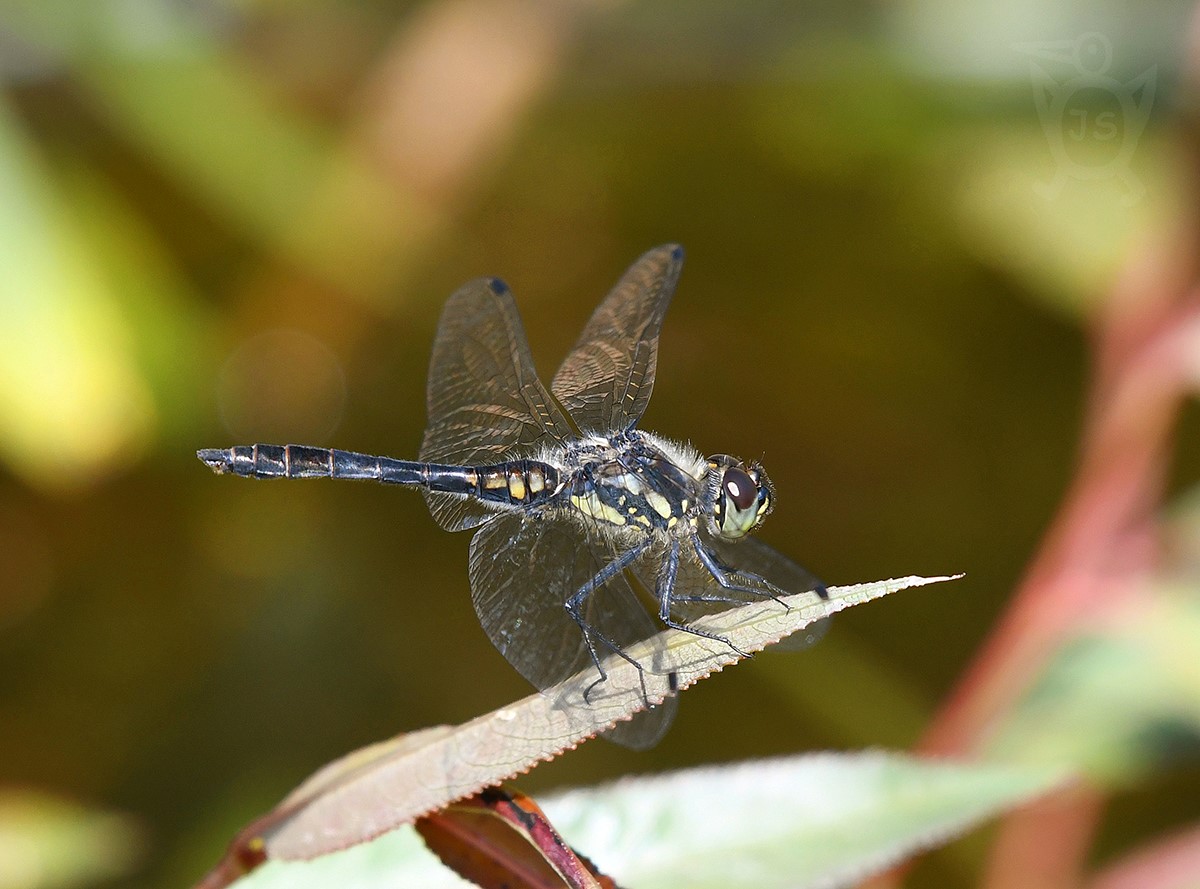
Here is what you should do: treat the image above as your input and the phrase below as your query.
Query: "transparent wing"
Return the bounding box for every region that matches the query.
[468,513,676,749]
[420,278,572,530]
[550,245,684,435]
[634,534,830,651]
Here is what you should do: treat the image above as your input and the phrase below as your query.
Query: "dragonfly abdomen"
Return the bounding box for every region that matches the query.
[199,444,422,481]
[197,445,560,508]
[463,460,560,508]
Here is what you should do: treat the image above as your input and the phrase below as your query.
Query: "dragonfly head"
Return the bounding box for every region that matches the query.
[706,455,774,540]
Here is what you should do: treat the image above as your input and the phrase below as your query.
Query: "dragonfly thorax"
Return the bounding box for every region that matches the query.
[561,431,706,535]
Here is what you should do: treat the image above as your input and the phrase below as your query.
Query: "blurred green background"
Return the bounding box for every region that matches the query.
[1,1,1198,887]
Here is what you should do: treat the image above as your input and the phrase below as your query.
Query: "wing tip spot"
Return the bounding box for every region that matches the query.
[487,278,509,296]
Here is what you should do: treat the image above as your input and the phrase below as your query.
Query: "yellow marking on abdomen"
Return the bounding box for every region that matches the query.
[527,467,545,494]
[507,470,526,500]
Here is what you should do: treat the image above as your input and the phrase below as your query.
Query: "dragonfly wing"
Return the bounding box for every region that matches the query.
[420,278,572,530]
[468,513,676,749]
[550,245,684,435]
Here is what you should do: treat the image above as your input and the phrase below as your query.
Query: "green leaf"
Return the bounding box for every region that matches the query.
[234,827,472,889]
[234,752,1064,889]
[541,752,1066,889]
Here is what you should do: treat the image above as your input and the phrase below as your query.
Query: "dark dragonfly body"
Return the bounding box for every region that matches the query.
[201,443,561,512]
[199,245,827,749]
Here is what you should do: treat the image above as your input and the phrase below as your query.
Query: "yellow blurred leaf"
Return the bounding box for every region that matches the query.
[0,790,140,889]
[0,96,155,490]
[952,125,1182,317]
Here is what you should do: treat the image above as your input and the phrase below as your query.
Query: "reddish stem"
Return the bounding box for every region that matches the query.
[1085,822,1200,889]
[980,783,1105,889]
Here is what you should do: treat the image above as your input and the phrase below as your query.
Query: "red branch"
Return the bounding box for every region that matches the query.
[1085,822,1200,889]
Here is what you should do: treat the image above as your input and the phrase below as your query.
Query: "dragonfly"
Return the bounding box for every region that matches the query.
[199,245,827,749]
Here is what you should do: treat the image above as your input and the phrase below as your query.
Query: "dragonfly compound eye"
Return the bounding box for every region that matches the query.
[717,465,766,539]
[723,467,757,511]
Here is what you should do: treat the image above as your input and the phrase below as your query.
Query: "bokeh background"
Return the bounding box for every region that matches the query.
[2,1,1199,887]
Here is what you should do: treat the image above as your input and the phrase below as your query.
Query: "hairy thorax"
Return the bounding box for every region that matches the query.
[559,431,707,537]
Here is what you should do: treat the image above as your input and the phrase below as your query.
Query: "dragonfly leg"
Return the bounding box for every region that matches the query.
[656,538,751,658]
[564,541,652,702]
[691,537,800,610]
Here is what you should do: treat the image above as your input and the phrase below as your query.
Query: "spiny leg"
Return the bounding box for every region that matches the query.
[690,538,790,608]
[564,541,653,703]
[656,538,751,658]
[691,537,828,608]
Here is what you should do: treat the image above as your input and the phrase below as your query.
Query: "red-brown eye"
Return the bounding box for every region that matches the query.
[723,467,757,511]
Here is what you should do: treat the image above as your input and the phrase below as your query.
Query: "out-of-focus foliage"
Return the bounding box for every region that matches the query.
[1,0,1198,887]
[0,95,156,488]
[988,590,1200,783]
[0,791,139,889]
[986,487,1200,786]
